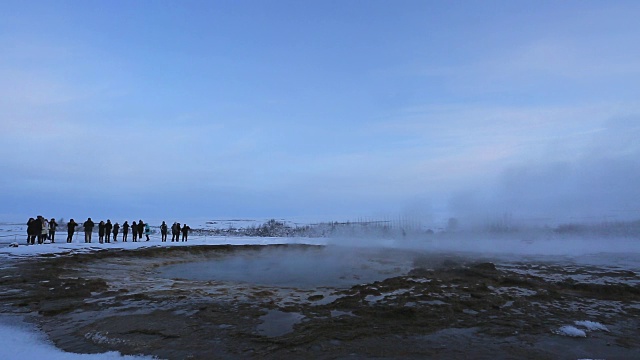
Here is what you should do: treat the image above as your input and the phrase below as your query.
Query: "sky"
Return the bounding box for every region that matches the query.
[1,0,640,224]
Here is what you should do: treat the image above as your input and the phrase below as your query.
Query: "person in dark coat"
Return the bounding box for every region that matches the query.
[83,218,95,243]
[67,219,78,243]
[122,221,129,242]
[112,222,120,242]
[173,223,181,242]
[137,219,144,240]
[98,221,105,243]
[105,220,113,243]
[26,218,32,244]
[48,218,58,243]
[27,217,40,245]
[171,223,177,242]
[160,221,168,242]
[131,221,138,242]
[181,224,190,242]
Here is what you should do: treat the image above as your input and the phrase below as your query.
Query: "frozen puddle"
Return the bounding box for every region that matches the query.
[158,246,412,288]
[257,310,304,337]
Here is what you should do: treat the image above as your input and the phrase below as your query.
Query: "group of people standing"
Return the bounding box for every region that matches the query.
[26,216,58,244]
[26,217,191,245]
[165,222,191,242]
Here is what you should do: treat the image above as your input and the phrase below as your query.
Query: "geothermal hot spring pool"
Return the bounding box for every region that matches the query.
[2,243,639,359]
[158,246,415,288]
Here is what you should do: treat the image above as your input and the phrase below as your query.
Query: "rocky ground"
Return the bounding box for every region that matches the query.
[1,244,639,359]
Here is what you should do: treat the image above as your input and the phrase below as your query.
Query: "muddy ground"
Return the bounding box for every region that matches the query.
[1,244,639,359]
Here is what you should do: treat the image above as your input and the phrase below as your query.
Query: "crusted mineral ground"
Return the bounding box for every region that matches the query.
[1,244,639,359]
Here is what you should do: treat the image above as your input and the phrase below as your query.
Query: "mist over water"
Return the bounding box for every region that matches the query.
[159,246,414,288]
[447,118,640,227]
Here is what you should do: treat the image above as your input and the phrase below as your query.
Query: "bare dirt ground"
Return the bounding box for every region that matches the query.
[1,244,639,359]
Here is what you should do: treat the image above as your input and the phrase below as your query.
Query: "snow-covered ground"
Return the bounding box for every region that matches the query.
[0,315,154,359]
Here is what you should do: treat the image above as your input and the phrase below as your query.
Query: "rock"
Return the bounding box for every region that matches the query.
[471,262,497,271]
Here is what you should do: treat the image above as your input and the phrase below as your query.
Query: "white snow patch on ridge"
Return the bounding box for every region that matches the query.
[554,325,586,337]
[554,320,610,338]
[574,320,609,332]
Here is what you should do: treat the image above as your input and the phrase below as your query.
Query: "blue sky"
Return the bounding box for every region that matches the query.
[1,1,640,224]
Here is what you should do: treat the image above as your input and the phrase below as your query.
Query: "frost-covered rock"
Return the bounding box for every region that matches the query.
[9,242,19,248]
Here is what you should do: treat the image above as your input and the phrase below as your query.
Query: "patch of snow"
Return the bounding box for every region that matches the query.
[0,315,155,359]
[408,277,431,283]
[502,300,514,308]
[554,325,587,338]
[575,320,609,332]
[84,331,126,346]
[364,289,410,303]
